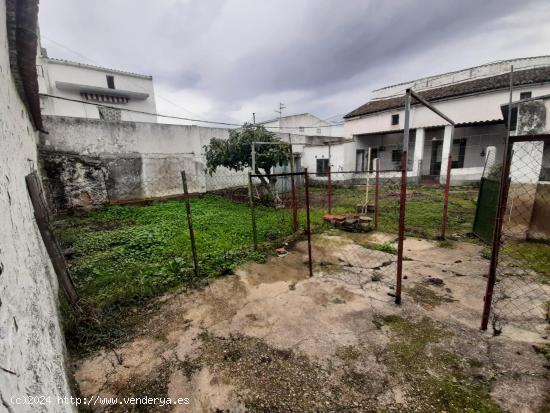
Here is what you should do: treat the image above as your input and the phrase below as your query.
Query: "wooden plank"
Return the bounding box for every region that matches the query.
[25,172,79,305]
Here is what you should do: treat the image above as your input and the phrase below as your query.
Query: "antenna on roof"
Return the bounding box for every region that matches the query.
[275,102,286,119]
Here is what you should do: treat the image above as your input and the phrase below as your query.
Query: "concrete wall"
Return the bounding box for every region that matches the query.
[39,116,238,210]
[38,56,157,123]
[528,182,550,240]
[0,2,74,410]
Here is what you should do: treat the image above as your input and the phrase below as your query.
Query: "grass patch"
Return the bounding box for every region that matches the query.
[407,284,454,308]
[438,239,456,249]
[380,315,502,413]
[358,240,397,255]
[504,241,550,282]
[311,184,478,240]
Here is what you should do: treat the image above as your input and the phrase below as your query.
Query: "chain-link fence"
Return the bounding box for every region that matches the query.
[306,167,403,303]
[248,171,313,275]
[482,136,550,334]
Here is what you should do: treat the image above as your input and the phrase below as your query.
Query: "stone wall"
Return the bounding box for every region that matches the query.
[0,0,75,410]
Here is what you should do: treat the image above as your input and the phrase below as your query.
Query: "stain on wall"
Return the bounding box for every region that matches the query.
[41,150,108,212]
[518,100,546,135]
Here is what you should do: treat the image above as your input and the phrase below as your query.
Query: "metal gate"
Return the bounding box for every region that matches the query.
[481,134,550,333]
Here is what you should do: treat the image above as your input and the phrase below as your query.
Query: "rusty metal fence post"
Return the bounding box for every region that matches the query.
[181,171,199,278]
[374,159,380,231]
[440,154,452,240]
[327,166,333,214]
[304,169,313,277]
[247,172,258,250]
[480,141,513,330]
[395,90,412,305]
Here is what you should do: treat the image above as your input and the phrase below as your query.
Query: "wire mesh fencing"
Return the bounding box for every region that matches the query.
[248,171,312,275]
[483,136,550,334]
[306,167,404,304]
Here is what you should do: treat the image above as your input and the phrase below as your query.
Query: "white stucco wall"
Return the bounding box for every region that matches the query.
[41,116,229,156]
[0,3,74,411]
[38,56,157,123]
[262,113,335,136]
[344,84,550,138]
[301,141,355,178]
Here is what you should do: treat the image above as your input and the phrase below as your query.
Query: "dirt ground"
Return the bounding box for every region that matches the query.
[73,232,550,412]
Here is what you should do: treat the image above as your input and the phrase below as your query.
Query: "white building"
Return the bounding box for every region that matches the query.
[343,56,550,183]
[37,51,157,122]
[260,113,342,136]
[260,114,349,175]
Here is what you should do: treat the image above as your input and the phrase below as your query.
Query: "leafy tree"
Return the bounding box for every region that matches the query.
[204,123,289,201]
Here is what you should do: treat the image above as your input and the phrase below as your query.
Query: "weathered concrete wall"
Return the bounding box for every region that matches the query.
[0,1,74,410]
[528,182,550,241]
[39,116,230,210]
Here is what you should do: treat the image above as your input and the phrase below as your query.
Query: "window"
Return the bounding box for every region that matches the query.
[98,106,121,122]
[451,138,467,169]
[316,158,329,177]
[391,114,399,125]
[316,128,322,134]
[392,149,402,163]
[106,75,115,89]
[520,91,532,100]
[355,150,365,172]
[299,126,304,132]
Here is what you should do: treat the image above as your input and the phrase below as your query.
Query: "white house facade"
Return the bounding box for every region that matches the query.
[37,52,157,123]
[343,56,550,183]
[260,113,342,136]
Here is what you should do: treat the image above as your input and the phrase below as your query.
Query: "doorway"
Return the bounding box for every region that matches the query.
[430,140,443,176]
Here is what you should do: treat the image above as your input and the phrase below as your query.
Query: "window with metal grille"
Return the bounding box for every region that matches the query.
[391,114,399,125]
[451,138,467,169]
[392,149,402,163]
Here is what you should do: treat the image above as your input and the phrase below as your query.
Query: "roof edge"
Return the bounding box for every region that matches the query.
[44,57,153,80]
[6,0,43,130]
[372,55,550,93]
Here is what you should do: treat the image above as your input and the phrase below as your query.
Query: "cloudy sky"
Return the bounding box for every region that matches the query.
[38,0,550,126]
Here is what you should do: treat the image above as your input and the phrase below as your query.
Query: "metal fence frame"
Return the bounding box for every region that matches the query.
[481,133,550,331]
[249,170,313,277]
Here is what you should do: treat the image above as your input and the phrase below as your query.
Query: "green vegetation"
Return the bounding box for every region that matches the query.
[57,195,322,353]
[381,315,502,413]
[57,184,479,354]
[504,241,550,282]
[312,184,478,240]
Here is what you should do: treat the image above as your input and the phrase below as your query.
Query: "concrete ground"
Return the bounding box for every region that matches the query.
[74,232,549,412]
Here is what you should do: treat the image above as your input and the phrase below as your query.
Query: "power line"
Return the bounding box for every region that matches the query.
[41,93,343,129]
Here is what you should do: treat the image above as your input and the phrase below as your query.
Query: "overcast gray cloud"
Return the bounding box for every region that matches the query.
[38,0,550,124]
